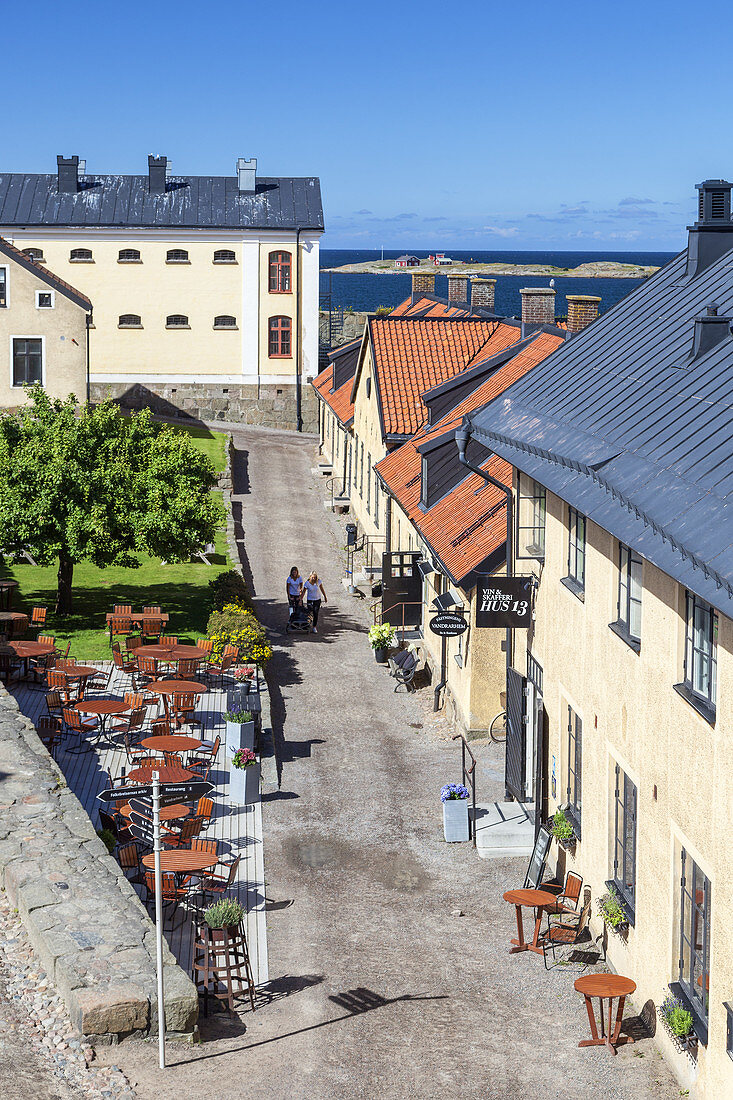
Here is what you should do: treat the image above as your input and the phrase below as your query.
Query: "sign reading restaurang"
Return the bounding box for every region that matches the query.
[475,578,533,628]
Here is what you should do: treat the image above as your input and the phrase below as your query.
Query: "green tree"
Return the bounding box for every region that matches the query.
[0,387,225,614]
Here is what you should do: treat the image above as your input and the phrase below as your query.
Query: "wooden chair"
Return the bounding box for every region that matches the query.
[47,668,72,701]
[161,815,205,848]
[109,615,133,643]
[163,750,184,765]
[197,639,214,657]
[122,691,146,713]
[38,633,55,647]
[206,653,236,686]
[55,657,78,669]
[30,636,57,682]
[117,841,145,884]
[143,870,189,918]
[150,718,172,738]
[85,664,112,693]
[546,871,584,915]
[110,706,147,741]
[30,606,47,630]
[112,644,137,681]
[190,734,220,769]
[187,759,212,783]
[160,636,179,648]
[123,734,156,767]
[542,899,592,969]
[62,706,98,740]
[45,690,65,718]
[176,658,202,680]
[58,641,72,659]
[36,716,63,758]
[195,796,214,829]
[143,606,162,615]
[190,836,218,856]
[133,655,159,689]
[141,617,164,643]
[199,855,241,902]
[113,604,133,614]
[125,634,143,654]
[171,691,201,730]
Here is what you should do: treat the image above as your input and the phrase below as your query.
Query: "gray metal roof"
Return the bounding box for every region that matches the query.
[468,242,733,616]
[0,174,323,231]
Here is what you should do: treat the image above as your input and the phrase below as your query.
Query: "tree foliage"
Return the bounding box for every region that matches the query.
[0,387,225,613]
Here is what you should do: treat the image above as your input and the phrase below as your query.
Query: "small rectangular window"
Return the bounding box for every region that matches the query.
[0,266,7,307]
[12,338,43,386]
[36,291,54,309]
[611,542,642,649]
[564,507,586,594]
[516,474,546,559]
[677,592,718,719]
[566,705,582,836]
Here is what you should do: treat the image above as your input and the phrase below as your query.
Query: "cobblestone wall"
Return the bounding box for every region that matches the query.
[0,687,198,1044]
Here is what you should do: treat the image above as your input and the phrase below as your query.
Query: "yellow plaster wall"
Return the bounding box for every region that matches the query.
[350,343,387,539]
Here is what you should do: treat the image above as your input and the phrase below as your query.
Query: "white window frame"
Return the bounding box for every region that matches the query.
[0,264,9,308]
[35,289,55,309]
[9,335,45,388]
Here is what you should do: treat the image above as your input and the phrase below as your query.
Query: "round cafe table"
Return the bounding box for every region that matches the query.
[0,639,55,679]
[148,679,206,723]
[0,579,19,610]
[127,763,196,784]
[119,801,190,823]
[502,888,558,954]
[574,973,636,1054]
[142,849,219,886]
[73,698,129,733]
[0,610,29,638]
[137,644,209,661]
[141,734,203,753]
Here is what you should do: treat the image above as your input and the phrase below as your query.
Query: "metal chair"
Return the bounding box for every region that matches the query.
[189,734,220,769]
[546,871,584,915]
[161,815,205,848]
[117,841,145,884]
[542,898,592,969]
[171,691,202,730]
[199,855,241,902]
[111,644,136,681]
[109,615,133,643]
[36,716,63,758]
[206,653,236,686]
[133,655,159,690]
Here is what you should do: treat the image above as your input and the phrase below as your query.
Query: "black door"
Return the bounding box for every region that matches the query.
[505,667,527,802]
[381,552,422,627]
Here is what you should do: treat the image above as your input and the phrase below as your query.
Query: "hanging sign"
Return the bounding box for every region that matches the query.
[475,577,533,628]
[429,611,469,638]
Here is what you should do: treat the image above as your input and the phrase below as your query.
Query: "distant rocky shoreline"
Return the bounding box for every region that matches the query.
[322,259,659,279]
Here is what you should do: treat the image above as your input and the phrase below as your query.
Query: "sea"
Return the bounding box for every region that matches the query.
[319,249,678,318]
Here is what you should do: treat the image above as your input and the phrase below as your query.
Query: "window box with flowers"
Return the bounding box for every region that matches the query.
[658,994,698,1058]
[229,747,260,805]
[550,807,577,851]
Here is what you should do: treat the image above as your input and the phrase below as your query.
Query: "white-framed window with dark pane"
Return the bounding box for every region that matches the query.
[11,337,43,387]
[516,474,546,559]
[566,706,582,837]
[675,848,711,1042]
[35,290,54,309]
[563,507,586,598]
[0,265,8,308]
[611,543,642,651]
[610,763,637,923]
[675,592,718,723]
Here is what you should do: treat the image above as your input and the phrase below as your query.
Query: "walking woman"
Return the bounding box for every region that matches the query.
[303,572,327,633]
[286,566,303,614]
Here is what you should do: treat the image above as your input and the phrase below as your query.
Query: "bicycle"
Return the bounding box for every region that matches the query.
[489,710,508,744]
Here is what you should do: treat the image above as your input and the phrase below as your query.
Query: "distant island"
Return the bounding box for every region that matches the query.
[321,259,659,279]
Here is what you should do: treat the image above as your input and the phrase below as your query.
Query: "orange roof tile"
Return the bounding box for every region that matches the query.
[0,236,92,310]
[390,295,473,318]
[311,363,355,426]
[374,331,564,581]
[369,317,521,438]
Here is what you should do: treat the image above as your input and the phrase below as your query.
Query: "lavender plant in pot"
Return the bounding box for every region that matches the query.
[229,746,260,805]
[441,783,470,842]
[224,708,255,758]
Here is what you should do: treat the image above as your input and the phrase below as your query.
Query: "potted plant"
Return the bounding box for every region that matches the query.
[233,666,257,690]
[597,886,629,935]
[368,622,396,664]
[229,746,260,804]
[224,708,255,757]
[659,994,696,1054]
[441,783,470,842]
[203,898,245,939]
[550,807,576,849]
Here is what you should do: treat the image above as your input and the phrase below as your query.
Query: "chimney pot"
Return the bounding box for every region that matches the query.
[689,305,732,362]
[520,286,556,330]
[446,274,469,303]
[686,179,733,279]
[566,294,601,334]
[237,157,257,193]
[412,271,435,298]
[56,155,79,194]
[148,155,168,194]
[470,278,496,313]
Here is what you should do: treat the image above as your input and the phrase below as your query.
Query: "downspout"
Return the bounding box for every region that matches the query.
[433,633,448,712]
[295,227,303,432]
[85,311,92,404]
[342,425,348,493]
[384,493,392,554]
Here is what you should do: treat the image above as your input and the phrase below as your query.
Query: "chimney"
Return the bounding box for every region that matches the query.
[686,179,733,279]
[471,278,496,312]
[237,157,257,193]
[57,155,79,193]
[148,155,168,194]
[566,294,601,333]
[520,286,556,330]
[688,303,732,363]
[412,271,435,298]
[447,274,469,303]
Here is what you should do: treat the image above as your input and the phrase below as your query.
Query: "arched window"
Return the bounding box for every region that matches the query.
[118,314,142,328]
[118,248,141,262]
[214,315,237,329]
[70,248,93,262]
[166,248,189,263]
[22,247,45,263]
[268,315,292,357]
[268,250,292,293]
[166,314,189,328]
[213,249,236,263]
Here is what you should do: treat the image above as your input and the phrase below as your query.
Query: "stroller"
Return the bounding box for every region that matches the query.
[286,600,313,634]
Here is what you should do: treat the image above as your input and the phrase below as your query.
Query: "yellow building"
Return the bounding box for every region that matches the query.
[466,179,733,1097]
[0,236,91,407]
[0,155,323,430]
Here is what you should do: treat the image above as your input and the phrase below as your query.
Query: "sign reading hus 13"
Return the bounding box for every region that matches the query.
[475,578,533,628]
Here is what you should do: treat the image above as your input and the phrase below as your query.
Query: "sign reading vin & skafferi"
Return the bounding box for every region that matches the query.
[475,577,533,628]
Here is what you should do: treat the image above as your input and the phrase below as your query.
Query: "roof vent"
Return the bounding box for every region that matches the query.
[686,179,733,279]
[237,157,257,193]
[57,155,80,194]
[688,303,733,363]
[148,155,169,194]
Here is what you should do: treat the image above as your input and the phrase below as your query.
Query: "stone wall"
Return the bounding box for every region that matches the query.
[0,687,198,1044]
[89,380,319,434]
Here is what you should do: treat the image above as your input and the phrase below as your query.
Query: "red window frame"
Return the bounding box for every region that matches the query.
[268,316,292,358]
[268,250,292,294]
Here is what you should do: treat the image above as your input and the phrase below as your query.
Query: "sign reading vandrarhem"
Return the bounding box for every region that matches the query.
[475,578,533,628]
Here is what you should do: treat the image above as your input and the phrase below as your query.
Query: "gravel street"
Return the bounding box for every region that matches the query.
[99,424,680,1100]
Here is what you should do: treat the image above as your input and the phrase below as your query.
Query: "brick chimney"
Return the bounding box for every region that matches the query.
[520,287,556,327]
[447,274,469,303]
[57,155,79,193]
[412,271,435,296]
[566,294,601,333]
[471,278,496,312]
[148,155,168,194]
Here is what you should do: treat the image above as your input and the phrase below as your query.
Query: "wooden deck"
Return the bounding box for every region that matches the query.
[8,664,268,989]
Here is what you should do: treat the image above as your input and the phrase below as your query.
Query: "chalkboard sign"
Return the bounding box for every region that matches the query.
[475,577,533,628]
[523,825,552,889]
[429,612,469,638]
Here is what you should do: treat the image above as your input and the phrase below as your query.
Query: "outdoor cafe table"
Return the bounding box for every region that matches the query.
[148,679,205,722]
[142,850,219,886]
[73,698,129,733]
[119,801,190,823]
[0,579,19,611]
[140,734,203,754]
[574,973,637,1054]
[0,639,55,679]
[137,644,209,661]
[0,610,29,638]
[502,888,558,954]
[105,612,170,627]
[126,763,197,784]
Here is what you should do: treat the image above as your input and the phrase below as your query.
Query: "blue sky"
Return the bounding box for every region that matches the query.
[4,0,732,250]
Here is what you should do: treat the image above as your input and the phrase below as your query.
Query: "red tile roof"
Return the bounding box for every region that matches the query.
[390,295,473,318]
[0,236,92,310]
[311,363,355,426]
[368,317,522,438]
[374,331,564,582]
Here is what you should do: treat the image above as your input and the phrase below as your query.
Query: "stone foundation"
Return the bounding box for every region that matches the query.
[89,380,319,434]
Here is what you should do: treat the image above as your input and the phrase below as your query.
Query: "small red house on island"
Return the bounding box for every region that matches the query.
[394,254,420,268]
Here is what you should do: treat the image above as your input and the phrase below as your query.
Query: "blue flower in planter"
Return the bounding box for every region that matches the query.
[440,783,469,802]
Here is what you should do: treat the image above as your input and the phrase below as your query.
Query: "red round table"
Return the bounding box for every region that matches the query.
[502,889,558,954]
[141,734,203,753]
[148,679,205,724]
[0,579,19,610]
[0,610,29,638]
[119,801,190,822]
[137,644,209,660]
[73,698,129,733]
[0,639,55,678]
[127,763,196,784]
[142,850,218,873]
[574,974,637,1054]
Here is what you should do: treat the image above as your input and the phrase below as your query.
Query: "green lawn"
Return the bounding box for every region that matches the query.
[0,425,232,660]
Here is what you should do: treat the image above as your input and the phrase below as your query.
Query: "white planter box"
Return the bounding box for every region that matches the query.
[229,762,260,804]
[443,798,469,842]
[225,720,255,759]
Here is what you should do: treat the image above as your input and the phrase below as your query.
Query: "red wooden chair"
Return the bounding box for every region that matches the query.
[176,658,202,680]
[206,652,236,686]
[30,606,47,631]
[133,655,159,690]
[161,815,205,848]
[171,691,201,730]
[111,644,136,681]
[117,841,144,885]
[190,836,218,856]
[109,615,133,643]
[199,855,241,902]
[542,899,592,969]
[195,796,215,830]
[143,606,162,615]
[45,690,65,718]
[36,715,63,758]
[143,870,190,918]
[545,871,584,915]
